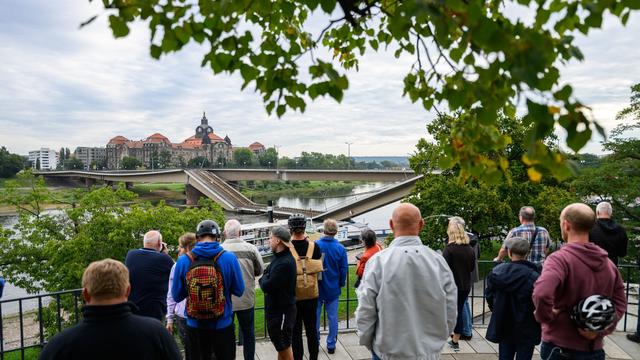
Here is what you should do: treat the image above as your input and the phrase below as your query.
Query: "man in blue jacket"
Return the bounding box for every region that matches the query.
[172,220,245,360]
[486,236,541,360]
[315,219,348,354]
[0,276,5,298]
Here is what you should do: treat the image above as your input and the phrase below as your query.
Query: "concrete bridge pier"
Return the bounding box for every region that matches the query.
[84,178,96,188]
[185,184,203,205]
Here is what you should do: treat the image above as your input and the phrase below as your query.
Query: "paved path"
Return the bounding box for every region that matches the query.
[236,327,640,360]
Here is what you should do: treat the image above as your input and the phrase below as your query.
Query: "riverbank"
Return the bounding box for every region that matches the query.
[240,180,362,200]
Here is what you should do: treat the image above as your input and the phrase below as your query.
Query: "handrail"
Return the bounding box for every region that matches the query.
[2,261,638,359]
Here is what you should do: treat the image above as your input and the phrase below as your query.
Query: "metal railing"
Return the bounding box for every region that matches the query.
[2,261,639,359]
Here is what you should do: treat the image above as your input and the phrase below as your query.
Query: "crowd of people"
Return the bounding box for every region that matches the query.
[32,200,635,360]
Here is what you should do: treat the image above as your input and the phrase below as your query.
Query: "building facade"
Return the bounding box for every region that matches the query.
[106,113,255,169]
[29,148,58,170]
[74,147,107,169]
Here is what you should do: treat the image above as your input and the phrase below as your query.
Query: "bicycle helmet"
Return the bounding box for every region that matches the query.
[570,295,616,332]
[196,220,221,238]
[288,213,307,230]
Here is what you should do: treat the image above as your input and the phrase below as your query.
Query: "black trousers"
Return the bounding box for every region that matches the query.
[186,324,235,360]
[292,299,319,360]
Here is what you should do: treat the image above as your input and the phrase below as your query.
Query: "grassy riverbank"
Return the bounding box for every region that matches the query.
[240,180,362,199]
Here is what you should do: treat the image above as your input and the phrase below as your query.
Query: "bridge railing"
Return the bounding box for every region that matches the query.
[2,262,638,359]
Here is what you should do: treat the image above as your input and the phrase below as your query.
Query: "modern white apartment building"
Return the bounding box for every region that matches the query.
[28,148,59,170]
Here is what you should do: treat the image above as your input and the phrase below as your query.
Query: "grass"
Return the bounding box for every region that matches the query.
[241,181,363,201]
[2,347,40,360]
[130,183,185,194]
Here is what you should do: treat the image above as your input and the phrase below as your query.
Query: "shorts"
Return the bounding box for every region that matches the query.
[267,305,297,352]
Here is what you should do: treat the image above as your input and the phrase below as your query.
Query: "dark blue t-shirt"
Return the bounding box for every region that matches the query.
[125,248,174,321]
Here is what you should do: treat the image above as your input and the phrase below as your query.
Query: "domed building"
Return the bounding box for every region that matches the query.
[106,113,237,169]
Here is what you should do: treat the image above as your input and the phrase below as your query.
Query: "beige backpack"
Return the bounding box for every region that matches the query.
[289,241,324,300]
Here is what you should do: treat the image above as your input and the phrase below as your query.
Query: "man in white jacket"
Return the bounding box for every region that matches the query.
[356,203,458,360]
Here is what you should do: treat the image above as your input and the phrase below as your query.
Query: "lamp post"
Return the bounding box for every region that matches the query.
[345,142,353,169]
[274,144,282,172]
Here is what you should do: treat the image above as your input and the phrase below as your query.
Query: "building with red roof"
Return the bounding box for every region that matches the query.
[105,113,263,169]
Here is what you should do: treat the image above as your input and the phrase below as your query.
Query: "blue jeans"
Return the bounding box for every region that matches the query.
[372,352,382,360]
[461,299,472,337]
[235,308,255,360]
[540,341,605,360]
[316,297,339,350]
[499,341,535,360]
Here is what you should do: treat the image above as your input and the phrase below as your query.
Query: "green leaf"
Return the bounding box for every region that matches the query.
[150,45,162,59]
[276,104,286,117]
[320,0,336,13]
[108,15,129,38]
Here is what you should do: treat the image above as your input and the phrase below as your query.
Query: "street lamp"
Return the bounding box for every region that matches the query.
[274,144,282,172]
[345,142,353,169]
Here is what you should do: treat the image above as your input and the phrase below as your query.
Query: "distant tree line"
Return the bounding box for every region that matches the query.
[117,148,406,170]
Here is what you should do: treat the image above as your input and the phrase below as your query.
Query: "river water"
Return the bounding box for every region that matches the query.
[0,182,400,309]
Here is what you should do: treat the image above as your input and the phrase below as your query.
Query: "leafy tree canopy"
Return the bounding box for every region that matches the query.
[187,156,211,168]
[90,0,638,182]
[0,170,225,292]
[120,156,143,170]
[63,157,85,170]
[233,148,255,167]
[572,83,640,224]
[0,146,25,178]
[408,114,578,248]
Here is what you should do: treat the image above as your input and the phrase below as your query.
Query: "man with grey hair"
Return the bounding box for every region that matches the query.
[125,230,174,321]
[221,219,264,360]
[486,237,541,359]
[315,218,348,354]
[494,206,551,267]
[589,201,628,266]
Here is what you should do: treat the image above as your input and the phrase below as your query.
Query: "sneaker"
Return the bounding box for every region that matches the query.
[447,340,460,352]
[460,334,473,341]
[627,333,640,343]
[328,348,335,354]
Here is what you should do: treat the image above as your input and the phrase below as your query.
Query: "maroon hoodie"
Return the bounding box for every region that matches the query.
[532,242,626,351]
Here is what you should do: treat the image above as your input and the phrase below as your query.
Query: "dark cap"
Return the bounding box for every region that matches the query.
[271,226,291,243]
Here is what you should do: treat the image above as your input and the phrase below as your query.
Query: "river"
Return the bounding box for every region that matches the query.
[0,182,400,309]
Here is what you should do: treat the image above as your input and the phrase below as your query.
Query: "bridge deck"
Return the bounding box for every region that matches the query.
[233,329,638,360]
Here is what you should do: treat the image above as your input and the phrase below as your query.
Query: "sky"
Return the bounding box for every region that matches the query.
[0,1,638,158]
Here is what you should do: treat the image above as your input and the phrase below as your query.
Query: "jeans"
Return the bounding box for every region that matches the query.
[235,308,255,360]
[372,352,382,360]
[461,299,473,337]
[293,299,319,360]
[453,295,468,335]
[186,324,236,360]
[175,317,190,360]
[498,341,535,360]
[316,297,339,350]
[540,341,605,360]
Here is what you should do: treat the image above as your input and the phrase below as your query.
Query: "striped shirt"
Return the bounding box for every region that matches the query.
[504,224,551,265]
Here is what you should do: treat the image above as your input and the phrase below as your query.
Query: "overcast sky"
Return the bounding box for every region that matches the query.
[0,1,638,157]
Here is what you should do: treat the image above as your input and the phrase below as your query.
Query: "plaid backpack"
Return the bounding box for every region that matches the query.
[185,250,226,319]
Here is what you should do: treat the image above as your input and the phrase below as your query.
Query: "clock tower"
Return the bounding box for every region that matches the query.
[195,112,214,144]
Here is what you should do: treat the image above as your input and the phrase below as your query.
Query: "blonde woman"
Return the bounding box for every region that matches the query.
[442,217,476,351]
[166,233,197,358]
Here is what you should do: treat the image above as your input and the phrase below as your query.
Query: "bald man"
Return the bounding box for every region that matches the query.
[125,230,175,321]
[533,203,626,360]
[356,203,458,359]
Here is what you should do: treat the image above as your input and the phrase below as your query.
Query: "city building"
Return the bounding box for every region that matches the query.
[106,113,262,169]
[28,148,58,170]
[74,147,107,169]
[247,142,266,155]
